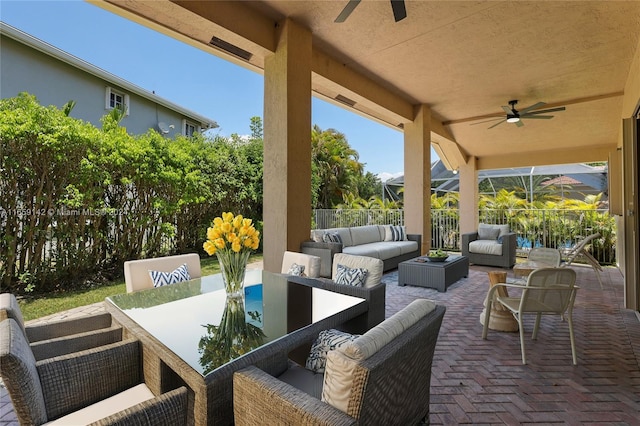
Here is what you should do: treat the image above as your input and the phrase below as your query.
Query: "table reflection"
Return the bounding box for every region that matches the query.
[198,290,266,374]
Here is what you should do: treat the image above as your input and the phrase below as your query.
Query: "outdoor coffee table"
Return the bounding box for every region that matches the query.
[398,255,469,292]
[105,270,366,426]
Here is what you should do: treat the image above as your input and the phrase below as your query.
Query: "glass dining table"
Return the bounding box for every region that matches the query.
[105,269,367,426]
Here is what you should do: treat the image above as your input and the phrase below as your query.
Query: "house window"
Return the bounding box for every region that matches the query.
[182,119,200,137]
[105,87,130,115]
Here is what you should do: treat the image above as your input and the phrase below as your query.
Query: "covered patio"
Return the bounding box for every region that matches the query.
[2,264,637,424]
[91,0,640,315]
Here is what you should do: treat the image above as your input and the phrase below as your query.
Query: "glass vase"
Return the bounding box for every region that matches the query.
[216,250,251,299]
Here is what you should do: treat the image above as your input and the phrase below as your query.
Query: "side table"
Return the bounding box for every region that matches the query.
[479,271,518,332]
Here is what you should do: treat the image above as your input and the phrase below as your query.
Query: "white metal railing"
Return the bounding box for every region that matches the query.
[312,208,616,264]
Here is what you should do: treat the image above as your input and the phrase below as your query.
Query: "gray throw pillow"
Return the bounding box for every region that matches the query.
[478,225,500,241]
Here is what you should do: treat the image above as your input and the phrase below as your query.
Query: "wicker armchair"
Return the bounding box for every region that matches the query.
[0,318,188,425]
[462,224,517,268]
[0,293,122,361]
[287,253,386,334]
[233,300,446,425]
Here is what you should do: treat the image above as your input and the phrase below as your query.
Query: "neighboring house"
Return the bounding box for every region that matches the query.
[383,160,608,203]
[0,22,217,136]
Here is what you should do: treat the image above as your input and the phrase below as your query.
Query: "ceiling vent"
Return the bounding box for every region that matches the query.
[335,94,356,107]
[209,37,252,61]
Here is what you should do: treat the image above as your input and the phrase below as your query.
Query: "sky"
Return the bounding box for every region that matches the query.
[0,0,439,181]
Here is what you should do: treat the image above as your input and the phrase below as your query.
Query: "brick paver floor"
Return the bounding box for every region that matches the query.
[2,263,638,424]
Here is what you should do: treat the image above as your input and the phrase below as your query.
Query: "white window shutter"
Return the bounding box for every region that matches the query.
[105,87,111,109]
[182,118,188,136]
[124,94,130,116]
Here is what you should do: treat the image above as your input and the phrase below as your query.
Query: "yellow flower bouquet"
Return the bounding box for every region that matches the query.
[203,212,260,298]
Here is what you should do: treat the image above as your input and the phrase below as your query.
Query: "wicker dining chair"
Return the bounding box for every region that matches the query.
[0,318,188,425]
[0,293,122,360]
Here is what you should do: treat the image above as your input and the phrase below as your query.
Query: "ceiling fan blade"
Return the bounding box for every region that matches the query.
[518,101,546,114]
[524,106,566,115]
[522,115,554,119]
[515,120,525,127]
[390,0,407,22]
[488,119,507,129]
[335,0,361,23]
[501,105,514,115]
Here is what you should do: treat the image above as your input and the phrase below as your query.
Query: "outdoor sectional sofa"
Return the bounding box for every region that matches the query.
[301,225,421,277]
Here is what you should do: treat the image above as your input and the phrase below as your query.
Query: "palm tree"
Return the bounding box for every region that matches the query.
[311,125,363,209]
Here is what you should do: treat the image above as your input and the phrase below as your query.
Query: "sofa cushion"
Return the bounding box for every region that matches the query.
[478,224,501,240]
[368,243,402,260]
[278,362,324,399]
[396,240,419,255]
[468,240,503,256]
[349,225,383,246]
[306,329,360,373]
[45,383,155,426]
[342,245,379,258]
[321,350,359,415]
[495,224,510,238]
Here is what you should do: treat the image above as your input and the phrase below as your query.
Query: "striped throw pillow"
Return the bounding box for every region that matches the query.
[305,329,360,373]
[322,232,342,244]
[335,264,368,287]
[385,225,406,241]
[149,264,191,287]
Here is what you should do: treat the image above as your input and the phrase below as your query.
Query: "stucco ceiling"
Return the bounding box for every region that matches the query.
[96,0,640,169]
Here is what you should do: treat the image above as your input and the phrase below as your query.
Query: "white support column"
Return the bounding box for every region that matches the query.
[263,19,312,273]
[404,105,431,254]
[459,156,479,235]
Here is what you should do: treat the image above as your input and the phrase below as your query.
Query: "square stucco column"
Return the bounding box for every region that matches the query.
[459,157,479,235]
[263,19,312,273]
[404,105,431,255]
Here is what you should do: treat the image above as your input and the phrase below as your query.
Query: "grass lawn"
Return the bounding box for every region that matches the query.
[18,254,263,321]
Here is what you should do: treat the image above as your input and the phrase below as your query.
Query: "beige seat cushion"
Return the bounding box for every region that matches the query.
[281,251,321,278]
[332,253,383,288]
[123,253,201,293]
[341,299,436,361]
[44,383,154,425]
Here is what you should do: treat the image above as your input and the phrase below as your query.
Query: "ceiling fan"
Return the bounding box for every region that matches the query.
[474,100,566,129]
[335,0,407,23]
